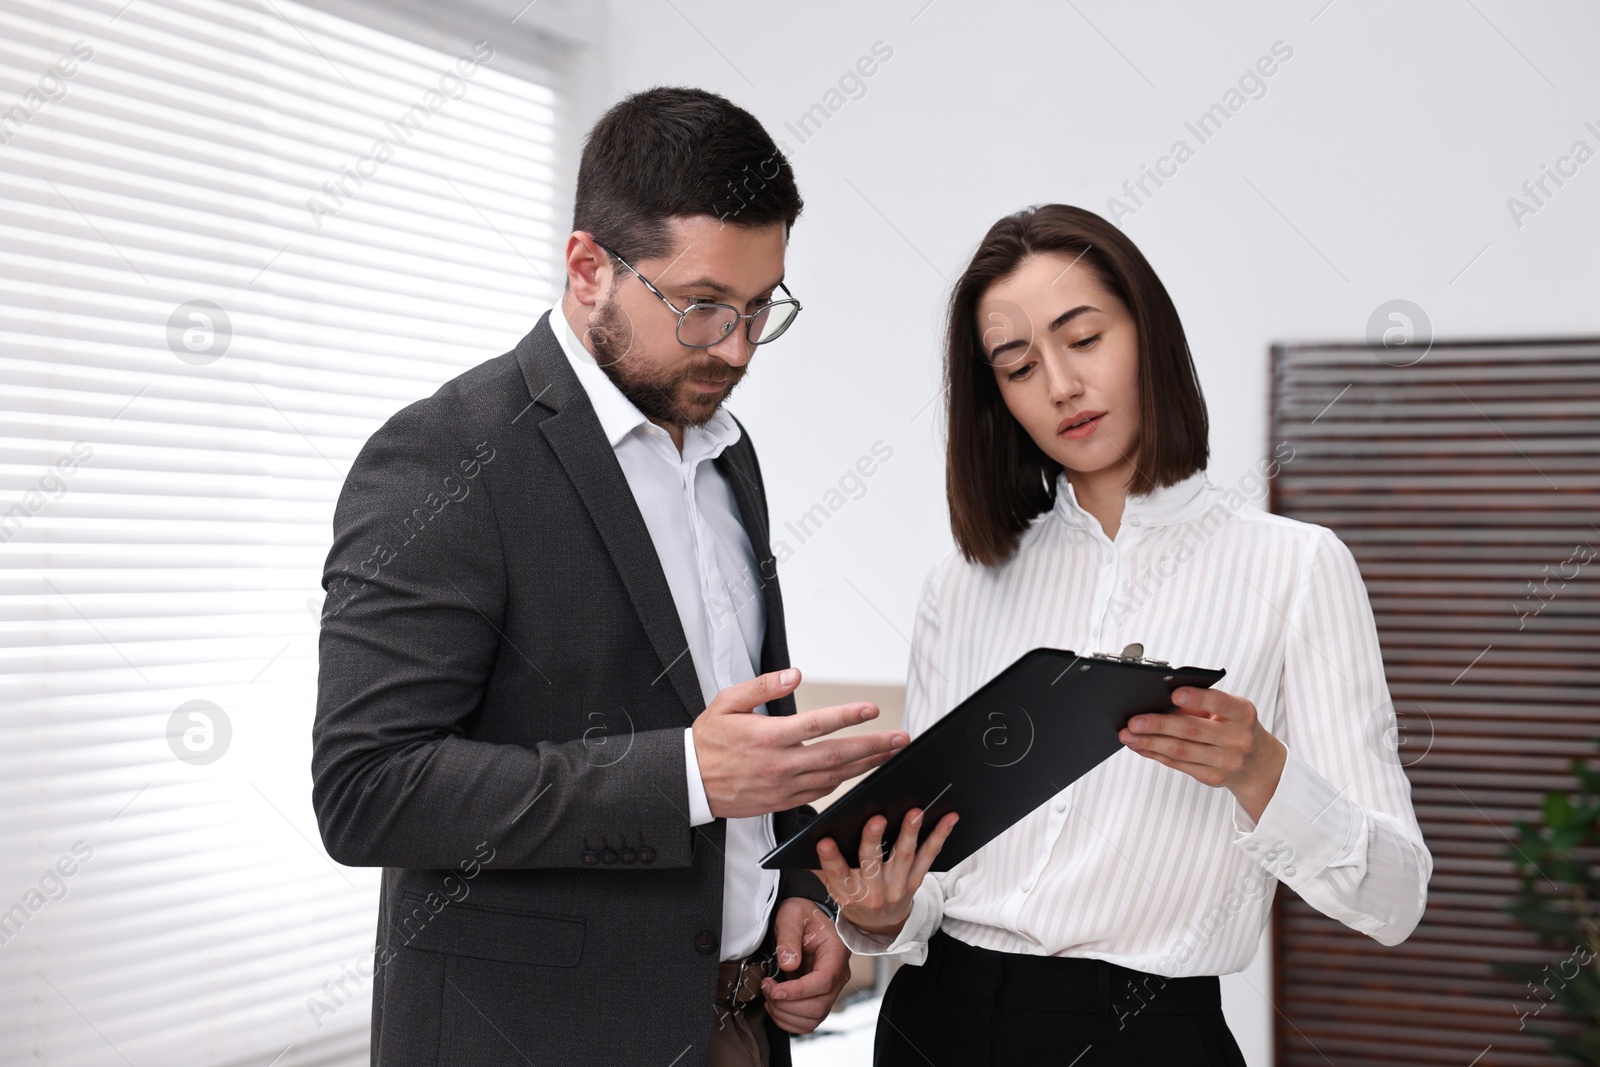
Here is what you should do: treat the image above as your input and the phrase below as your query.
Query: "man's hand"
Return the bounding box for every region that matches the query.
[693,668,909,819]
[760,898,852,1034]
[811,807,958,940]
[1118,685,1288,822]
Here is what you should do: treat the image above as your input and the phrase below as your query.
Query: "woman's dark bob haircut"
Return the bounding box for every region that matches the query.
[944,204,1209,568]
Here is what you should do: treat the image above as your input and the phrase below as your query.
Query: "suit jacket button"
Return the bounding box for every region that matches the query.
[620,848,636,864]
[601,847,618,864]
[581,850,599,865]
[694,931,716,955]
[638,847,656,864]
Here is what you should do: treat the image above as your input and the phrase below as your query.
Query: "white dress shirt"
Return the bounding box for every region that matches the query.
[551,308,778,961]
[838,468,1432,975]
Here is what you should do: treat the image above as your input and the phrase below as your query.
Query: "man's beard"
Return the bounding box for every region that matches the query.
[585,299,746,428]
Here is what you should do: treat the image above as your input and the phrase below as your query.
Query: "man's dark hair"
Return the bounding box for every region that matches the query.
[944,204,1210,568]
[572,86,803,265]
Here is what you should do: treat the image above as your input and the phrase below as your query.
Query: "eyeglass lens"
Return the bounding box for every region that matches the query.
[677,301,799,347]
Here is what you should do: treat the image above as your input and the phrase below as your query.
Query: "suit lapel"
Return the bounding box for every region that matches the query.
[516,312,708,725]
[714,445,768,563]
[715,441,797,719]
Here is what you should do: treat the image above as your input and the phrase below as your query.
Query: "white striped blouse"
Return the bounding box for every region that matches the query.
[836,465,1432,975]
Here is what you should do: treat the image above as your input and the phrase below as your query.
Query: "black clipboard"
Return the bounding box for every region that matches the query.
[760,645,1225,871]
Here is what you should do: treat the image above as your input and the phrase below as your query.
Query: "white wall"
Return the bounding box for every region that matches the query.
[596,0,1599,682]
[594,2,1600,1061]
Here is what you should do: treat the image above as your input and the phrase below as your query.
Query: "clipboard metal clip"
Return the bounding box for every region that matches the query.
[1088,642,1171,669]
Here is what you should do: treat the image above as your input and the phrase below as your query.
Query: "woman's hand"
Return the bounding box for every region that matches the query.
[811,807,959,939]
[1118,686,1287,822]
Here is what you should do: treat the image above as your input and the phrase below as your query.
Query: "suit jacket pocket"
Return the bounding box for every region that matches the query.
[399,892,585,968]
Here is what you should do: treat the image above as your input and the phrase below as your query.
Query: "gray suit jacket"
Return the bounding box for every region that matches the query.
[313,311,831,1066]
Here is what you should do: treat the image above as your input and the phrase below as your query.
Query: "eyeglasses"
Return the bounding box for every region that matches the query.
[595,242,802,348]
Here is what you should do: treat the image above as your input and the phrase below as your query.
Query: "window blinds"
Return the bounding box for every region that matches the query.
[0,0,564,1062]
[1270,339,1600,1066]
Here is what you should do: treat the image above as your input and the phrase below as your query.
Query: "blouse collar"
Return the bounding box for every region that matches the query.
[1051,468,1217,531]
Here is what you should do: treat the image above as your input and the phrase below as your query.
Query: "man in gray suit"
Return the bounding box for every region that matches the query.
[312,87,908,1066]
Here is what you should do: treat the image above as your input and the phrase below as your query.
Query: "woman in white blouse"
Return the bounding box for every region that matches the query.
[806,204,1431,1065]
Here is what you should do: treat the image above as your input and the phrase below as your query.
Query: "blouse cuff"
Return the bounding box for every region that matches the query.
[1231,745,1359,890]
[833,880,941,966]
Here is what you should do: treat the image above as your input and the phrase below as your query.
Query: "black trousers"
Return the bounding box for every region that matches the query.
[874,931,1248,1067]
